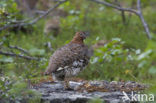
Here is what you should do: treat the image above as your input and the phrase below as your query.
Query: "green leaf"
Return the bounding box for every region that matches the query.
[29,48,45,56]
[90,57,99,64]
[149,66,156,74]
[112,38,121,42]
[137,49,152,60]
[0,57,13,63]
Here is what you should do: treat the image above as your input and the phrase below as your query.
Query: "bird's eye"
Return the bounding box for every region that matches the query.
[79,32,82,36]
[80,32,85,36]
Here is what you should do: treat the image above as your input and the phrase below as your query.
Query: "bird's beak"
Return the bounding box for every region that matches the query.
[84,31,90,38]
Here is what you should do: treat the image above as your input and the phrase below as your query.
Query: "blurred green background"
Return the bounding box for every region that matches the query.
[0,0,156,102]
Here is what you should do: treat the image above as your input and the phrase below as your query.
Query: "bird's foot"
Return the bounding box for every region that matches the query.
[64,79,70,90]
[63,77,86,90]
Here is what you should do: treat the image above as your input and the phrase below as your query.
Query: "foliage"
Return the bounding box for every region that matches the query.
[82,37,156,81]
[0,76,41,103]
[0,0,22,27]
[88,98,103,103]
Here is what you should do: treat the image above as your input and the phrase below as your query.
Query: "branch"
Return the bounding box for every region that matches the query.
[114,0,126,25]
[90,0,138,15]
[8,45,30,55]
[90,0,152,39]
[0,38,39,60]
[0,51,39,60]
[34,10,47,14]
[0,42,30,55]
[0,0,67,31]
[137,0,152,39]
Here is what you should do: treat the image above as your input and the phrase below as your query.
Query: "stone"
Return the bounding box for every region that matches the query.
[32,80,147,103]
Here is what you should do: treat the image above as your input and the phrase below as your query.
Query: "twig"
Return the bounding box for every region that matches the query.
[136,0,152,39]
[0,0,67,31]
[90,0,152,39]
[90,0,138,15]
[126,0,136,25]
[0,42,30,55]
[114,0,126,25]
[34,10,46,14]
[8,45,30,55]
[0,51,39,60]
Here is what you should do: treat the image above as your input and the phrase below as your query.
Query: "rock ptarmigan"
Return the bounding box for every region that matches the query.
[44,31,93,81]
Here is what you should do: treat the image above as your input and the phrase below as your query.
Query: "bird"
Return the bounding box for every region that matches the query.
[44,31,93,82]
[44,16,60,37]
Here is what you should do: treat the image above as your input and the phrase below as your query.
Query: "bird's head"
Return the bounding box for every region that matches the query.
[71,31,90,44]
[76,31,89,39]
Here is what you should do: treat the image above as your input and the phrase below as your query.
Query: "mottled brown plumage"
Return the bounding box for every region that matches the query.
[44,31,93,81]
[44,16,60,37]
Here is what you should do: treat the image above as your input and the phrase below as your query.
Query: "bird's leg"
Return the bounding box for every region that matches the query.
[64,78,70,89]
[64,78,73,90]
[64,77,85,90]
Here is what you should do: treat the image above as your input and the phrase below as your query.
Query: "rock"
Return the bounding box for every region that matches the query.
[32,80,147,103]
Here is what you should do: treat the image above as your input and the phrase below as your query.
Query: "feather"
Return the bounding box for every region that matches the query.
[44,31,93,81]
